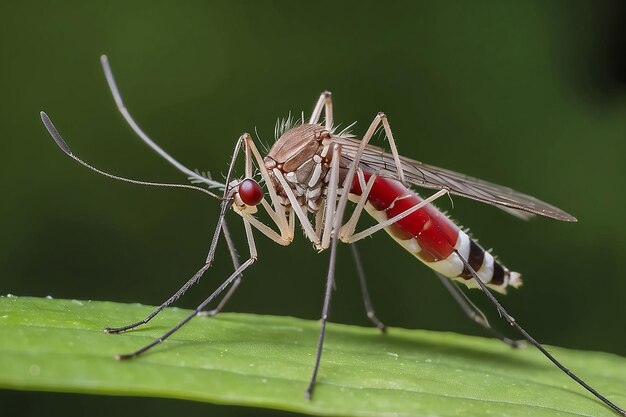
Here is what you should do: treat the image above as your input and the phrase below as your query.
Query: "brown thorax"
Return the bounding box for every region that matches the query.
[263,124,334,212]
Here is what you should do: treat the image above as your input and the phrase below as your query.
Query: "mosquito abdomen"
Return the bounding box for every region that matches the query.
[351,171,522,293]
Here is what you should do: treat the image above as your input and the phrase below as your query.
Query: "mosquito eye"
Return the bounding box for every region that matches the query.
[238,178,264,206]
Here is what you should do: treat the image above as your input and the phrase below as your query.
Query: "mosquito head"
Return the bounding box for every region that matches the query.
[230,178,264,213]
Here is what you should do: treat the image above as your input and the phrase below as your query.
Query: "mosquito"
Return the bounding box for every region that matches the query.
[40,55,624,416]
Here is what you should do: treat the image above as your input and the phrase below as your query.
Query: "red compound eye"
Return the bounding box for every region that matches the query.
[238,178,263,206]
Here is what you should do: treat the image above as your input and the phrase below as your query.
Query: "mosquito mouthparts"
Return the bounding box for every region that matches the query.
[40,111,73,156]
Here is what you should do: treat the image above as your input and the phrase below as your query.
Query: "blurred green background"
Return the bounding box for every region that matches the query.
[1,1,625,416]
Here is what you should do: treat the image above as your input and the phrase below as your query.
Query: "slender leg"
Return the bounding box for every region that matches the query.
[342,188,449,244]
[106,132,249,333]
[305,231,340,400]
[196,132,304,316]
[333,113,408,248]
[342,112,405,184]
[320,144,341,249]
[116,258,255,360]
[379,115,405,184]
[117,218,258,360]
[338,169,448,244]
[304,113,411,397]
[455,249,626,416]
[305,111,440,399]
[272,167,320,244]
[267,141,341,248]
[336,111,443,243]
[309,91,333,130]
[201,130,312,316]
[199,218,243,317]
[338,168,377,241]
[105,194,233,333]
[306,143,352,398]
[435,273,521,347]
[350,243,386,332]
[105,263,212,334]
[221,132,294,246]
[241,133,292,241]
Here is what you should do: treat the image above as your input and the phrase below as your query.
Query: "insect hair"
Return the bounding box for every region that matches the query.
[332,121,357,138]
[274,111,306,140]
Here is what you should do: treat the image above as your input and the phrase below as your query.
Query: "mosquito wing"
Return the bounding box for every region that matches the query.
[333,136,577,222]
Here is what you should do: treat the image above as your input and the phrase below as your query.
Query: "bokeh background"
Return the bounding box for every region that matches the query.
[1,1,625,416]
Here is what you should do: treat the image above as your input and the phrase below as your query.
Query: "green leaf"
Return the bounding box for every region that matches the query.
[0,296,624,417]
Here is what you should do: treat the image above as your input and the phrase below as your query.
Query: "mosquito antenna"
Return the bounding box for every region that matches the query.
[41,112,222,199]
[100,55,223,189]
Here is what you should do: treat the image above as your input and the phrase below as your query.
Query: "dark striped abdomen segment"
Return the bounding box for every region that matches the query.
[351,172,522,293]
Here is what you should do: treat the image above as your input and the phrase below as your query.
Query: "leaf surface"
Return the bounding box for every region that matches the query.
[0,296,624,416]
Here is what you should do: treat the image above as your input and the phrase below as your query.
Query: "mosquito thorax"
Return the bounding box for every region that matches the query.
[231,178,263,214]
[264,124,333,212]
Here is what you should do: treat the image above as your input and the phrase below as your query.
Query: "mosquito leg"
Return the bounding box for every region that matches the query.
[272,167,320,245]
[106,133,247,333]
[116,257,256,360]
[199,218,243,317]
[339,112,405,185]
[305,232,340,400]
[241,133,292,239]
[343,188,449,244]
[117,218,258,360]
[454,249,626,416]
[104,195,233,333]
[105,262,212,333]
[104,199,229,333]
[227,133,295,246]
[305,119,390,395]
[378,114,405,184]
[200,129,304,316]
[338,168,376,241]
[332,113,407,247]
[303,117,389,396]
[435,273,522,347]
[350,243,386,333]
[309,91,333,130]
[321,144,341,249]
[306,142,353,398]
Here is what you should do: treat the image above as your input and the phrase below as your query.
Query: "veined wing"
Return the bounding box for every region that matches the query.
[333,136,577,222]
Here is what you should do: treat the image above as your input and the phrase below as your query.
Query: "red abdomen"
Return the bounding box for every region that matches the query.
[352,172,459,262]
[350,171,521,293]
